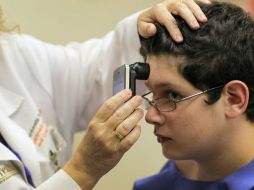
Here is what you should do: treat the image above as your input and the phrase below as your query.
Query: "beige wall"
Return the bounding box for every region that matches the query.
[1,0,166,190]
[1,0,163,43]
[1,0,248,190]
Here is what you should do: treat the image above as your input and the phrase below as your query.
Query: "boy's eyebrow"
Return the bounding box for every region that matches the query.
[145,80,176,91]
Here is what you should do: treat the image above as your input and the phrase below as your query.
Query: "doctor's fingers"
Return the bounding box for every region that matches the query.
[137,0,209,41]
[93,89,132,123]
[119,124,142,152]
[105,95,143,131]
[114,108,144,139]
[159,0,209,33]
[174,0,210,23]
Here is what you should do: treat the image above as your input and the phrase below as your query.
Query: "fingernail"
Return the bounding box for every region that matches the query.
[175,35,183,42]
[147,24,154,35]
[199,14,207,21]
[192,20,200,28]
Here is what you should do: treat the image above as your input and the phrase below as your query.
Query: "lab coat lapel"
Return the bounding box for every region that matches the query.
[0,110,45,186]
[14,35,53,97]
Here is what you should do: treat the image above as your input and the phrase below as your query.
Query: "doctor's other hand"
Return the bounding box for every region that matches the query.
[63,89,144,190]
[138,0,210,42]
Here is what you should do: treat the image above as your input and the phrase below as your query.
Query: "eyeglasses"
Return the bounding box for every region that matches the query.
[141,85,224,112]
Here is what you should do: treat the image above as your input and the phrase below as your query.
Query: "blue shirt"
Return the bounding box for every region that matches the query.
[133,159,254,190]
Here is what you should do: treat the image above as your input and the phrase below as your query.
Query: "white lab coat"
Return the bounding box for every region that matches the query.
[0,13,142,190]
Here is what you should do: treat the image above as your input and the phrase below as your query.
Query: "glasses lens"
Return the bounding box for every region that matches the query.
[142,92,176,112]
[156,98,175,112]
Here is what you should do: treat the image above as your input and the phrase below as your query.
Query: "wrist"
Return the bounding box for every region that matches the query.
[63,159,99,190]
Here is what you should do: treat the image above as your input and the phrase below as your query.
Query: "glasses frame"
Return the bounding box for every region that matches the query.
[142,85,224,112]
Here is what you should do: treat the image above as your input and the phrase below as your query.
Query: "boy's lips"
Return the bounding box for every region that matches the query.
[155,133,173,143]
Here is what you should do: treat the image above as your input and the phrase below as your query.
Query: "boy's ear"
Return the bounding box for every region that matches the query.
[223,80,249,118]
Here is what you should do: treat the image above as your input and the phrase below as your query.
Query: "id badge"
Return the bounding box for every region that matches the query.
[29,115,67,172]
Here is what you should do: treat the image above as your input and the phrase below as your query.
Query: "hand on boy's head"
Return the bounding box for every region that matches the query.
[137,0,210,42]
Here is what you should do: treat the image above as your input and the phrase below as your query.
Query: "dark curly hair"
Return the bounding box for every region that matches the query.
[139,1,254,121]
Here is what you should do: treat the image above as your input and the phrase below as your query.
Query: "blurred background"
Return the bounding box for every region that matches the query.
[0,0,248,190]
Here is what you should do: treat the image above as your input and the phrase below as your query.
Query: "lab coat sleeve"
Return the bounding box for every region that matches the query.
[36,170,81,190]
[54,12,143,133]
[77,12,143,131]
[16,12,143,150]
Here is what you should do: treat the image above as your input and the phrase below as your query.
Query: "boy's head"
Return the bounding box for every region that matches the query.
[140,1,254,121]
[140,1,254,160]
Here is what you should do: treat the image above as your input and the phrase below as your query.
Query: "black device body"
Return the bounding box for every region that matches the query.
[113,62,150,96]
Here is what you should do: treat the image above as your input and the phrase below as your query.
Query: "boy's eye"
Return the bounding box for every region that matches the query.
[167,92,182,101]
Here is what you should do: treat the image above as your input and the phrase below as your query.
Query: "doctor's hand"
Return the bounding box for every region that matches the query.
[63,89,144,190]
[138,0,210,42]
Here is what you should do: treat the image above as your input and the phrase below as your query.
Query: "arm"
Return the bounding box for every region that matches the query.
[34,90,143,190]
